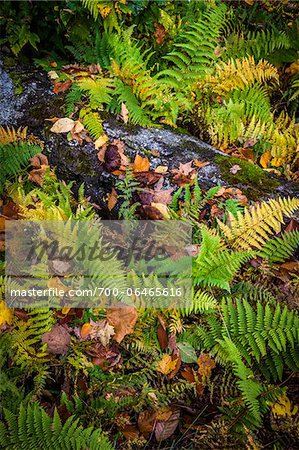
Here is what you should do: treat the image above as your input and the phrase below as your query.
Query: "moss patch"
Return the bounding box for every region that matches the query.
[215,156,279,198]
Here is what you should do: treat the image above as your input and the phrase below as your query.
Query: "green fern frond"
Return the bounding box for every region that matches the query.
[78,77,114,109]
[193,227,252,291]
[80,110,104,139]
[197,298,299,381]
[0,403,113,449]
[258,230,299,264]
[0,142,42,194]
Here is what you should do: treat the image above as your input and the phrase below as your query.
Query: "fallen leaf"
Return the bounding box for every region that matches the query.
[104,144,122,172]
[272,394,298,417]
[177,342,197,363]
[95,134,109,150]
[42,324,71,354]
[81,323,93,339]
[48,70,59,80]
[107,188,118,211]
[271,157,283,167]
[50,118,75,134]
[90,320,115,346]
[133,154,150,172]
[260,151,272,169]
[154,22,166,45]
[121,103,129,124]
[157,316,168,351]
[61,308,71,315]
[153,188,173,205]
[178,161,194,176]
[107,303,138,343]
[53,79,72,94]
[122,425,140,440]
[30,153,48,168]
[155,165,168,174]
[138,410,157,436]
[280,262,299,272]
[157,354,177,375]
[150,202,170,219]
[0,301,13,326]
[197,353,216,378]
[155,408,180,442]
[28,165,50,186]
[230,164,241,174]
[193,160,210,169]
[239,148,254,161]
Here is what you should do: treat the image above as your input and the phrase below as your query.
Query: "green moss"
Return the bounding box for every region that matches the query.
[215,156,279,199]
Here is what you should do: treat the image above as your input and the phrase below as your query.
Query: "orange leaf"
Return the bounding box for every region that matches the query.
[260,151,271,169]
[107,303,138,343]
[81,323,93,339]
[133,154,150,172]
[53,79,72,94]
[107,188,118,211]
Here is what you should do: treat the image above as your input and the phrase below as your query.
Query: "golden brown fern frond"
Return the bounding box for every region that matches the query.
[0,126,27,144]
[202,56,279,95]
[217,197,299,250]
[0,126,44,148]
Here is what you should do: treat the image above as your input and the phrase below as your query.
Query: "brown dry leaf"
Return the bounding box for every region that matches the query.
[42,324,71,354]
[239,148,254,161]
[107,303,138,343]
[122,425,140,440]
[197,353,216,378]
[178,161,194,176]
[53,79,72,94]
[121,103,129,124]
[154,22,166,45]
[153,188,173,205]
[260,151,272,169]
[107,188,118,211]
[28,165,50,186]
[50,118,75,134]
[0,217,5,232]
[157,354,177,375]
[155,408,180,442]
[280,262,299,272]
[30,153,49,168]
[155,165,168,174]
[81,323,93,339]
[151,203,170,218]
[157,317,168,351]
[138,410,157,436]
[133,154,150,172]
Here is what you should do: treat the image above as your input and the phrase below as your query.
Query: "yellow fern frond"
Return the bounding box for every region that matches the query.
[0,126,27,144]
[20,204,67,220]
[202,56,279,95]
[218,197,299,250]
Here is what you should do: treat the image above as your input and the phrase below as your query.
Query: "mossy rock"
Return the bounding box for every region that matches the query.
[215,156,279,200]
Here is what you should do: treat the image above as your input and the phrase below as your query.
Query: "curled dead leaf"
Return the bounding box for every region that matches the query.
[42,324,71,354]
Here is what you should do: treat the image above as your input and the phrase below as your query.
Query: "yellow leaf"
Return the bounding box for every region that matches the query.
[121,103,129,124]
[157,354,177,375]
[107,188,118,211]
[0,301,13,326]
[61,308,71,315]
[155,165,168,174]
[151,203,170,219]
[271,394,298,417]
[260,151,271,169]
[94,134,109,149]
[271,157,283,167]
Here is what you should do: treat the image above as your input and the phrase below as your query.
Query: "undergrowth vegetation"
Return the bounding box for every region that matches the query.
[0,1,299,449]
